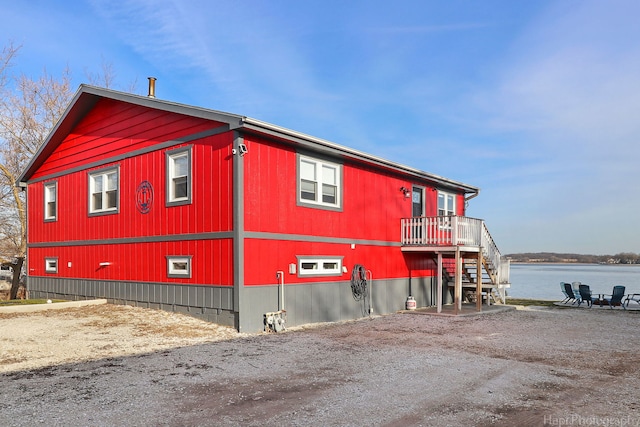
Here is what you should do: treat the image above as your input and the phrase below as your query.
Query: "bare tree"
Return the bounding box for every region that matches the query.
[0,43,73,299]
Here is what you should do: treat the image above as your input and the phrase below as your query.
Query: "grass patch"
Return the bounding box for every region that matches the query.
[0,299,66,306]
[504,298,559,307]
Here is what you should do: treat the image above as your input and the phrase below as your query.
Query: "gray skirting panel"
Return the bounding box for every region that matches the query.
[27,277,237,328]
[27,275,448,333]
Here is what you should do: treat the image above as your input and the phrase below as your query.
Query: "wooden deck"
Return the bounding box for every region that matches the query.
[400,215,511,314]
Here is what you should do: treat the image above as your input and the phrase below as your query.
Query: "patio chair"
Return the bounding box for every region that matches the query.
[600,285,626,309]
[561,282,580,304]
[624,293,640,308]
[578,284,597,308]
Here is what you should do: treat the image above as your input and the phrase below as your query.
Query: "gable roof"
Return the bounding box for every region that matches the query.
[18,84,479,196]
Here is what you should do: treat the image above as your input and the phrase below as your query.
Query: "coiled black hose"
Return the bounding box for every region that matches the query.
[351,264,368,301]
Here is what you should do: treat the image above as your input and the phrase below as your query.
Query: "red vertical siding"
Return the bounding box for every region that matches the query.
[27,102,235,287]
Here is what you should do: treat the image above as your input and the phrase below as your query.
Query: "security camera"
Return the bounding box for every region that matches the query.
[238,144,248,156]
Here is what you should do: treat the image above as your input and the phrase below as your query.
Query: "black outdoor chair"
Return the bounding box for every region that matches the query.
[600,285,626,309]
[561,282,580,305]
[624,293,640,308]
[578,284,598,308]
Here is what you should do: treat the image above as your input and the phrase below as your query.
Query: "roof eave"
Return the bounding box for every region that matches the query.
[240,117,479,195]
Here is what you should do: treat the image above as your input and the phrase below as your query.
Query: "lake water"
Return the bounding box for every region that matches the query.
[508,263,640,300]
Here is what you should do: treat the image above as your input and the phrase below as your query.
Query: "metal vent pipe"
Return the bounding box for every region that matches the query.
[147,77,157,98]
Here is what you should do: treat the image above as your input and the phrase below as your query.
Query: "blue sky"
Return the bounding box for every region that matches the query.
[2,0,639,255]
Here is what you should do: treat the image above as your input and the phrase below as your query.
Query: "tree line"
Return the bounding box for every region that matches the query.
[505,252,640,264]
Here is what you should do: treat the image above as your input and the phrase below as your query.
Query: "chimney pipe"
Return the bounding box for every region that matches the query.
[147,77,157,98]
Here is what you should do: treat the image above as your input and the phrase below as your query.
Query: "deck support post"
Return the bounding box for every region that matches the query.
[454,247,462,314]
[437,252,443,313]
[476,249,483,312]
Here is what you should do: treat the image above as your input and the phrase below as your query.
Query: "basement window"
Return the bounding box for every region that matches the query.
[44,181,58,221]
[89,167,119,215]
[45,258,58,273]
[298,155,342,210]
[166,147,192,206]
[297,256,343,277]
[167,256,192,278]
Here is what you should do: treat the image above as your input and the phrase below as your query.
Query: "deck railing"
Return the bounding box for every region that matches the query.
[401,215,510,285]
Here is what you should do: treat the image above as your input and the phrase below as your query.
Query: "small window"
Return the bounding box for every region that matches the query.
[45,258,58,273]
[44,181,58,221]
[89,167,119,215]
[167,256,192,278]
[298,155,342,209]
[166,147,192,206]
[437,191,456,216]
[297,256,343,277]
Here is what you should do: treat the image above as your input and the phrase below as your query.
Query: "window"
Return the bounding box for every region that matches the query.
[44,181,57,221]
[89,167,119,215]
[45,258,58,273]
[438,191,456,216]
[297,256,343,277]
[166,147,192,206]
[167,256,192,278]
[298,155,342,209]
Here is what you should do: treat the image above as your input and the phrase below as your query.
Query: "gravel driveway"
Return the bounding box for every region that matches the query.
[1,303,639,426]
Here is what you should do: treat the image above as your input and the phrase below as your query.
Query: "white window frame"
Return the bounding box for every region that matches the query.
[298,155,342,210]
[166,147,192,206]
[88,167,119,215]
[44,181,58,221]
[297,256,343,277]
[45,258,58,273]
[437,190,456,217]
[167,256,192,278]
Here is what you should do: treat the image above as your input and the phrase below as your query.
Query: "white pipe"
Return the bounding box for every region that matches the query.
[276,271,284,311]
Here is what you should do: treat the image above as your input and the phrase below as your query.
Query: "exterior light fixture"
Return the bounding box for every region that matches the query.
[400,186,411,198]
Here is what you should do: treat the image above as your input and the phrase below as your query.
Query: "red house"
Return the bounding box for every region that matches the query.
[18,84,510,332]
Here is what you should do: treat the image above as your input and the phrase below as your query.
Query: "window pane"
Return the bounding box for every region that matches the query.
[301,262,318,270]
[107,172,118,190]
[93,175,103,192]
[300,180,316,200]
[47,202,56,218]
[93,193,103,210]
[300,160,316,181]
[106,190,117,209]
[172,261,188,272]
[322,165,336,185]
[322,184,336,204]
[47,186,56,202]
[173,176,188,199]
[322,262,338,270]
[174,155,188,177]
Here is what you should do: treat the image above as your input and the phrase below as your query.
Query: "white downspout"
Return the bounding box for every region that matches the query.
[366,269,373,315]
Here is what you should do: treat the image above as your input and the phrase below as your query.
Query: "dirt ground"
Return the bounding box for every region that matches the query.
[1,303,639,427]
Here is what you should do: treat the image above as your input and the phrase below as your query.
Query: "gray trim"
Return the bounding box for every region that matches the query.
[245,231,402,247]
[165,145,193,207]
[87,165,120,217]
[27,231,234,248]
[166,255,193,278]
[43,180,58,222]
[233,132,245,331]
[24,126,229,184]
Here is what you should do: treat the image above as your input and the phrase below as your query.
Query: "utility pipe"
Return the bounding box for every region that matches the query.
[276,271,285,311]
